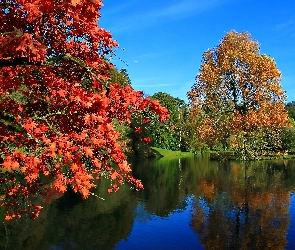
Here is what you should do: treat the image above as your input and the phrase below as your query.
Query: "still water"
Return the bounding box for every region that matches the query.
[1,155,295,249]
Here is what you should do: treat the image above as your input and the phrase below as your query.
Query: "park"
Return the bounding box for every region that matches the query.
[1,0,295,249]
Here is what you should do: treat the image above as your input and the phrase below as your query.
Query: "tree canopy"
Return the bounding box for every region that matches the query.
[0,0,169,220]
[149,92,188,151]
[188,31,288,158]
[286,102,295,121]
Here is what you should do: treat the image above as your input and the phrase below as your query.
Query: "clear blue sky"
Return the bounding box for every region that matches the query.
[100,0,295,103]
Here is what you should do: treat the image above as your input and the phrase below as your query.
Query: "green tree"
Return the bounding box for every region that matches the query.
[108,68,131,87]
[281,127,295,153]
[181,114,208,154]
[148,92,188,151]
[286,101,295,120]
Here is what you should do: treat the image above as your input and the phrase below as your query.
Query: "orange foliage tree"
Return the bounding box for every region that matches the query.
[0,0,170,220]
[188,31,288,158]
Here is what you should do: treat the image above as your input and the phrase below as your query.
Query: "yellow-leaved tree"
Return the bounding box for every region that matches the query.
[187,31,288,159]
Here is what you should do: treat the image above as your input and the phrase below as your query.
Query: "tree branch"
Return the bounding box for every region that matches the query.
[0,54,106,84]
[0,57,42,67]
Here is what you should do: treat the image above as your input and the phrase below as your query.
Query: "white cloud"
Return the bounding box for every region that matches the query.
[276,19,294,30]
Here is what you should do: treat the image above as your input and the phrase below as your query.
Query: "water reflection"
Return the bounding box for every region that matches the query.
[0,179,137,250]
[1,156,295,249]
[190,161,291,249]
[131,158,187,216]
[132,157,295,249]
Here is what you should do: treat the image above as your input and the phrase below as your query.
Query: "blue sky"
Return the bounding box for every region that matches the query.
[100,0,295,103]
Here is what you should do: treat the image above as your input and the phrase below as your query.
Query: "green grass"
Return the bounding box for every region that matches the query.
[151,147,194,159]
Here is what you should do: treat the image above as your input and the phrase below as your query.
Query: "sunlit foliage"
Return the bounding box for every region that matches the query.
[0,0,170,220]
[188,30,288,158]
[148,92,188,151]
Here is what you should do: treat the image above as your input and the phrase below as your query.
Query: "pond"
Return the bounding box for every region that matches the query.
[1,155,295,249]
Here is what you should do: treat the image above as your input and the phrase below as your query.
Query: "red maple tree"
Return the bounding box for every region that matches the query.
[0,0,169,220]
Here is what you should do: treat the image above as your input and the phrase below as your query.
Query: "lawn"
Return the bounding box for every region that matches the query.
[151,147,194,159]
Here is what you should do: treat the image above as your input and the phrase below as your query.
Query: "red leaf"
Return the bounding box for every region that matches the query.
[84,113,91,125]
[135,127,142,133]
[84,147,93,157]
[143,117,150,123]
[57,89,67,98]
[23,120,37,131]
[71,0,81,6]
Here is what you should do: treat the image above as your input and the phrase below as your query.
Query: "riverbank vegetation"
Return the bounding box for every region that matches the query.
[151,147,194,159]
[121,31,295,161]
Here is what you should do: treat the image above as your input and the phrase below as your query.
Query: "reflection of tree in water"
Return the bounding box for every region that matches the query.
[1,157,294,249]
[132,158,186,216]
[0,179,137,250]
[190,160,292,249]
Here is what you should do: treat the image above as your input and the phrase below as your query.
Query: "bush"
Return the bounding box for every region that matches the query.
[281,127,295,153]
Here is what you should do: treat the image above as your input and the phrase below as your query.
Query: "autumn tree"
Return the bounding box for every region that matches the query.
[0,0,169,220]
[188,30,288,158]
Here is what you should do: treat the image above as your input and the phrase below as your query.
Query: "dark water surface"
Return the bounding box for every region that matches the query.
[1,156,295,249]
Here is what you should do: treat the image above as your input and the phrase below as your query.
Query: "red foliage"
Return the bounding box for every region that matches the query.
[141,137,151,144]
[0,0,169,220]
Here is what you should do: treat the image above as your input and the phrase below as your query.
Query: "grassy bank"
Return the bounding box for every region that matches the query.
[209,150,295,161]
[146,147,295,161]
[151,147,194,159]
